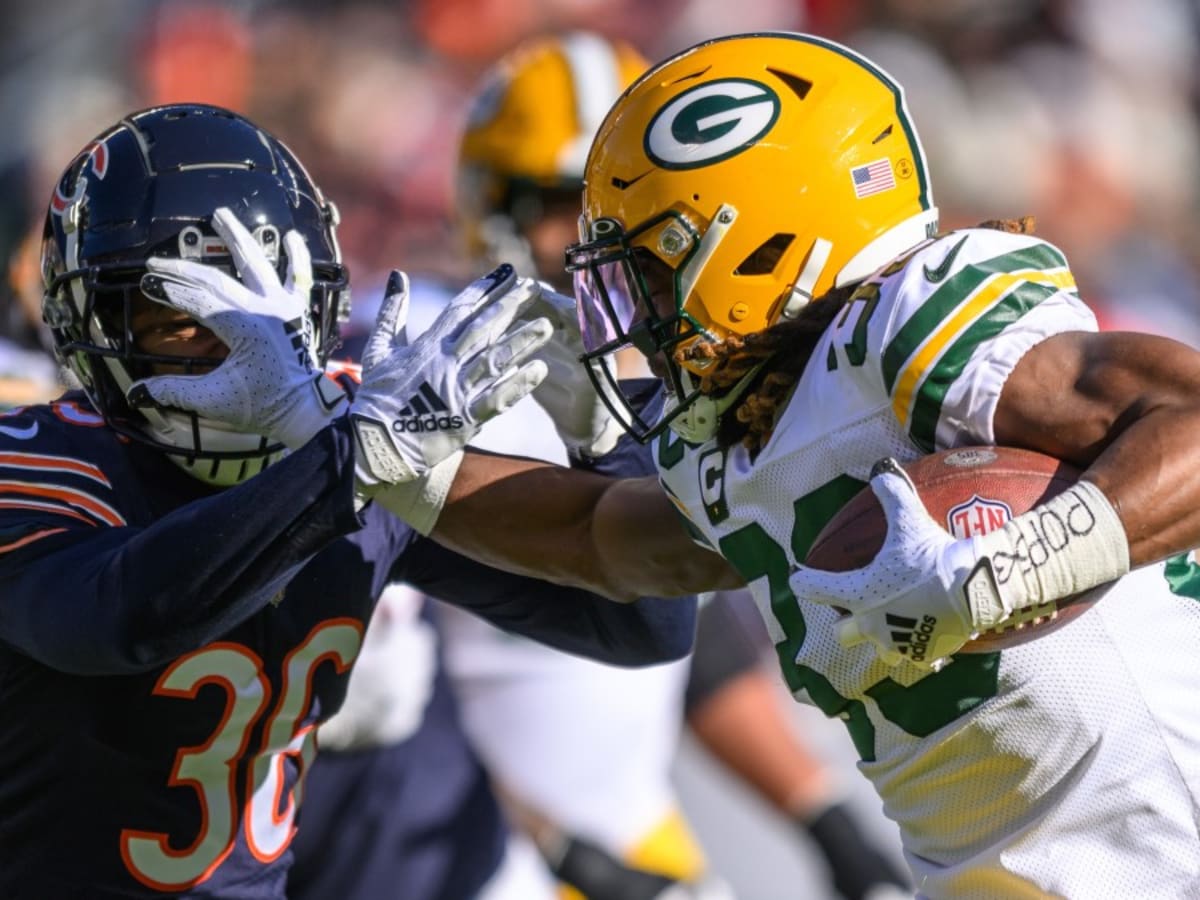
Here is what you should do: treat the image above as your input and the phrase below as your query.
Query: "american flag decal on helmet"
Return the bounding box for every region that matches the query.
[850,158,896,199]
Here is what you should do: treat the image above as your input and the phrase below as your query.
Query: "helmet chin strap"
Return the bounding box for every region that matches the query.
[780,237,834,319]
[665,363,764,444]
[677,204,738,303]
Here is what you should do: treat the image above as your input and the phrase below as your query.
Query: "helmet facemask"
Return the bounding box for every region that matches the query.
[567,207,747,443]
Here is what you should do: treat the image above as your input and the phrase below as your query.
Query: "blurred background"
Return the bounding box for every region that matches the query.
[4,1,1200,896]
[5,0,1200,344]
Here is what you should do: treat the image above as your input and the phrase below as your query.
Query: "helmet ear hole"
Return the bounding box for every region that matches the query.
[734,233,795,276]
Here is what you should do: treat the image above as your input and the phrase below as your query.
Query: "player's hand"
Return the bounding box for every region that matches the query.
[349,265,551,487]
[129,206,347,449]
[789,458,1009,670]
[526,286,624,458]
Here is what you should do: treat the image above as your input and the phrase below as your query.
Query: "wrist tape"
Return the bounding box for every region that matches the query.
[368,452,463,535]
[969,480,1129,629]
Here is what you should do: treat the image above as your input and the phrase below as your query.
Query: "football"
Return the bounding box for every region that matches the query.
[804,446,1107,652]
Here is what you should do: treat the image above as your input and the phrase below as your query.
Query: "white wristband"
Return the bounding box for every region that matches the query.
[970,480,1130,627]
[368,451,464,536]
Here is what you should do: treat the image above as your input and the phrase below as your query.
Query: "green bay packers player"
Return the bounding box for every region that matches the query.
[159,32,1200,898]
[437,31,1200,896]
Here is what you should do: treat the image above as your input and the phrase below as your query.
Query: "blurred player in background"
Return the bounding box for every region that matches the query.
[0,228,63,410]
[447,31,908,900]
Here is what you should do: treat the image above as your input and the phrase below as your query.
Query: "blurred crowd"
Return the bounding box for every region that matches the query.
[4,0,1200,348]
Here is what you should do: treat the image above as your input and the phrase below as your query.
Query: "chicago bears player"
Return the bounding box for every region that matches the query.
[0,104,696,900]
[272,33,1200,896]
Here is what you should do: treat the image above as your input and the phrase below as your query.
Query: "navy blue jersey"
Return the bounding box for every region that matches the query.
[0,391,694,899]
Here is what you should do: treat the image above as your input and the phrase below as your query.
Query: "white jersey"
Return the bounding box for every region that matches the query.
[657,229,1200,898]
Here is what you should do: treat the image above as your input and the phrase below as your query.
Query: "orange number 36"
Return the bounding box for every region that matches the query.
[119,618,363,892]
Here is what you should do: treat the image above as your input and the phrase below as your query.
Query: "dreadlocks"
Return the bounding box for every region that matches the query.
[680,217,1037,455]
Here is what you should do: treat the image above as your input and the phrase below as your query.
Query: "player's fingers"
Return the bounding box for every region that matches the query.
[212,207,277,294]
[139,270,230,324]
[362,271,410,371]
[460,317,552,392]
[448,273,540,357]
[282,230,313,299]
[127,373,215,411]
[525,284,578,331]
[787,564,862,606]
[433,264,519,340]
[836,616,868,648]
[467,359,549,422]
[870,459,932,532]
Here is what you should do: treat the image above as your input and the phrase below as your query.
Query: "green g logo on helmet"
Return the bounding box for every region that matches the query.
[644,78,781,170]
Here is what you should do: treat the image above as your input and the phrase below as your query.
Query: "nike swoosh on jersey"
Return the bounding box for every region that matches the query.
[0,422,39,440]
[922,236,969,283]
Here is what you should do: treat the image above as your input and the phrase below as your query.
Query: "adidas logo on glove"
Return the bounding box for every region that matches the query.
[887,613,938,663]
[391,381,464,434]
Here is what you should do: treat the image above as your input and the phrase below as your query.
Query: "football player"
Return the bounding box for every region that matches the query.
[449,31,906,900]
[0,103,696,899]
[133,35,1200,895]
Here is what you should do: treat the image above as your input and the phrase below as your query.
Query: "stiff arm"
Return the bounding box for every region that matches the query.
[432,450,743,602]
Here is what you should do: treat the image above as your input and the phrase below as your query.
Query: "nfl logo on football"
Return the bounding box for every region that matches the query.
[946,495,1012,538]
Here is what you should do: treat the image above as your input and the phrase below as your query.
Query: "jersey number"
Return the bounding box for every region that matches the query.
[719,478,1000,762]
[119,619,362,892]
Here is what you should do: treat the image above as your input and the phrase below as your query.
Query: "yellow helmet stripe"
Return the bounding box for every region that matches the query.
[890,267,1076,431]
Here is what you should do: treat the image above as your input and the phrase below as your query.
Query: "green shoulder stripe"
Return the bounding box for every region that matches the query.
[906,281,1060,451]
[882,242,1068,391]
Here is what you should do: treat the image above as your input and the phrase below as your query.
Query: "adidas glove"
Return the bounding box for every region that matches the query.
[130,207,347,449]
[526,287,624,458]
[349,266,552,488]
[790,457,1129,671]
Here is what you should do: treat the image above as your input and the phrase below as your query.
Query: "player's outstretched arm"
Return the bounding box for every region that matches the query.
[431,452,743,602]
[0,419,362,675]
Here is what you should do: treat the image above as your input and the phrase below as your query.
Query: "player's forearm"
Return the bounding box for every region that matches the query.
[0,421,362,674]
[433,452,740,600]
[1077,407,1200,567]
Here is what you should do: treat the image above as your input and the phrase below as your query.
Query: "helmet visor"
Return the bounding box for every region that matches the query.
[572,256,640,355]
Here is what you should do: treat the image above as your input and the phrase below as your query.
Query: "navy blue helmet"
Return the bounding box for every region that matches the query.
[41,104,349,484]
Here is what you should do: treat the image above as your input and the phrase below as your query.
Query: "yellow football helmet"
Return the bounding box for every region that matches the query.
[456,32,648,274]
[565,32,939,442]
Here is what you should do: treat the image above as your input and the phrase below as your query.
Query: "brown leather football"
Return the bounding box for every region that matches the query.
[805,446,1107,652]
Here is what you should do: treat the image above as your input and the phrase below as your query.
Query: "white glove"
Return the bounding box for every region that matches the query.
[350,265,552,487]
[526,286,624,458]
[130,206,347,449]
[789,458,992,670]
